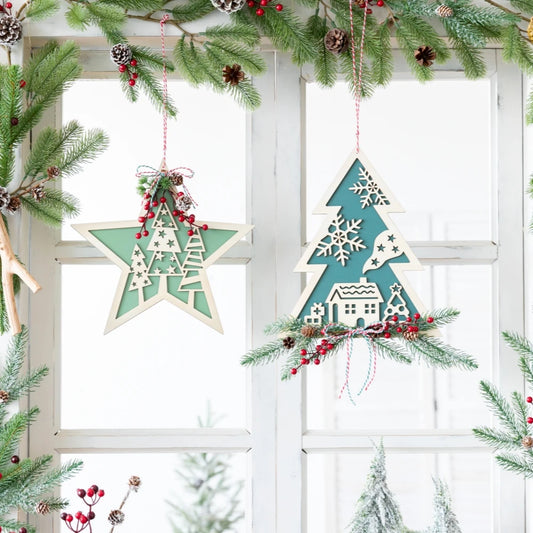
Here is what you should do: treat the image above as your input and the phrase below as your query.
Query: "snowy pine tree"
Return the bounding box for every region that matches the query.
[348,441,405,533]
[426,479,462,533]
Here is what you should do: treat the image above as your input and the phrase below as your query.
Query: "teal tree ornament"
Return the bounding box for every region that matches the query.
[294,149,424,326]
[74,169,252,334]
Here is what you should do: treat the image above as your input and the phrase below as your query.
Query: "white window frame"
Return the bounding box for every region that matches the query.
[16,38,527,532]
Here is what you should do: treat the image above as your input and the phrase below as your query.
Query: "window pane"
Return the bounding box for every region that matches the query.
[61,452,246,532]
[61,79,246,240]
[61,264,246,428]
[306,265,492,430]
[306,80,492,241]
[307,452,492,533]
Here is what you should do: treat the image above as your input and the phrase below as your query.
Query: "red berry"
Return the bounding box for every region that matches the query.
[77,488,86,498]
[527,396,533,403]
[396,327,403,333]
[384,332,391,338]
[301,358,308,365]
[144,202,150,210]
[172,210,179,216]
[275,3,283,9]
[406,317,412,322]
[130,59,137,67]
[160,197,166,203]
[144,192,150,199]
[66,515,73,522]
[0,5,3,10]
[326,343,334,350]
[256,7,264,14]
[80,515,88,524]
[148,211,155,219]
[321,339,328,345]
[300,349,307,356]
[0,472,2,479]
[118,64,126,73]
[152,200,158,207]
[142,230,149,237]
[391,316,398,322]
[88,511,96,520]
[366,7,372,13]
[19,80,25,88]
[10,456,19,464]
[247,0,254,5]
[413,326,419,332]
[138,216,146,223]
[377,0,384,5]
[414,313,421,320]
[319,348,327,355]
[187,229,194,236]
[60,513,67,521]
[87,488,95,497]
[129,79,136,86]
[6,2,12,8]
[427,317,434,323]
[528,417,533,424]
[19,529,26,533]
[135,232,142,239]
[260,0,268,5]
[132,73,138,79]
[407,326,415,332]
[316,345,322,351]
[202,224,208,231]
[314,358,320,365]
[290,368,297,375]
[178,215,185,222]
[177,191,184,197]
[189,214,195,222]
[75,511,82,519]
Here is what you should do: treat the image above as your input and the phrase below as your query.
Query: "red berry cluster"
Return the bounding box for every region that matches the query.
[289,313,434,375]
[60,485,104,532]
[118,58,138,87]
[526,395,533,424]
[246,0,283,16]
[0,2,14,14]
[358,0,384,15]
[135,191,208,240]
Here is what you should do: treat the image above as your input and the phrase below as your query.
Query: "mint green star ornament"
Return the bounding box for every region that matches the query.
[74,193,252,334]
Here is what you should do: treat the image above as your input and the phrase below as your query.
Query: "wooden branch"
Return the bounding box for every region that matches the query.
[0,215,40,334]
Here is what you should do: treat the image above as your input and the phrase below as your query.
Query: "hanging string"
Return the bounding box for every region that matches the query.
[349,0,369,154]
[160,14,170,168]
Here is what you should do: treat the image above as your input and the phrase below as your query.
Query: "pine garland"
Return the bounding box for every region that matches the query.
[0,327,82,533]
[241,308,477,380]
[474,331,533,477]
[0,0,521,114]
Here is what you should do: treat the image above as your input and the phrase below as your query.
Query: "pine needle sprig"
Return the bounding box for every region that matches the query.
[495,453,533,477]
[472,426,522,450]
[479,380,523,435]
[242,309,477,379]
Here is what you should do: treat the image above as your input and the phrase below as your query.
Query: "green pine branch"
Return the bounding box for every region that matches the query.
[241,309,477,380]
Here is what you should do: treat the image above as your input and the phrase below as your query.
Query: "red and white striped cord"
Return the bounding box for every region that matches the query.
[160,14,170,168]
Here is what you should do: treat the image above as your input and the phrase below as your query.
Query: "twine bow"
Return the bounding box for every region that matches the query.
[135,165,197,206]
[322,321,385,405]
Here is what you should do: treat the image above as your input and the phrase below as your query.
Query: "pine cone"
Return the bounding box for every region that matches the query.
[403,329,419,342]
[6,196,21,214]
[435,4,453,17]
[176,195,193,212]
[222,64,245,86]
[0,390,9,403]
[47,166,60,179]
[210,0,246,13]
[522,435,533,449]
[108,509,125,525]
[128,475,141,491]
[36,501,51,515]
[283,336,296,349]
[324,28,349,55]
[301,325,318,338]
[168,170,184,186]
[0,186,11,211]
[414,46,436,67]
[31,185,46,201]
[110,43,133,66]
[0,15,22,45]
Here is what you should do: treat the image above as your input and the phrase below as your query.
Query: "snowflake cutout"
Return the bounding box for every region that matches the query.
[349,167,389,208]
[317,215,366,266]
